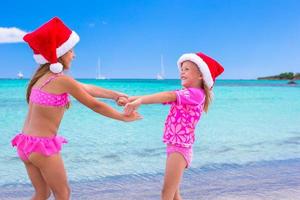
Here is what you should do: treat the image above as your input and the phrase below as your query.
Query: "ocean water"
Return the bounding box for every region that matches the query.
[1,79,300,199]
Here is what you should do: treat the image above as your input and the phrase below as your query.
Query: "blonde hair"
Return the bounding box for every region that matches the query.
[26,62,70,109]
[203,83,212,113]
[192,62,212,113]
[26,64,49,103]
[181,60,213,113]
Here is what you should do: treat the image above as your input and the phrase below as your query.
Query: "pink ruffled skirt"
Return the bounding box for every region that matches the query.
[11,133,67,161]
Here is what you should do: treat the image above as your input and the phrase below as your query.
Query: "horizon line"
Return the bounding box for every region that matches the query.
[0,78,289,81]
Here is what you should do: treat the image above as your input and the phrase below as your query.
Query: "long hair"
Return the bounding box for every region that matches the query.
[203,83,212,113]
[26,64,50,103]
[26,61,70,109]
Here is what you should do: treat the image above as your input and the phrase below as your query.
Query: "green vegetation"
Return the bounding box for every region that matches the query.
[295,73,300,79]
[258,72,300,80]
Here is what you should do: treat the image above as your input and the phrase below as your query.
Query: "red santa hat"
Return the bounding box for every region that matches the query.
[23,17,80,73]
[177,52,224,89]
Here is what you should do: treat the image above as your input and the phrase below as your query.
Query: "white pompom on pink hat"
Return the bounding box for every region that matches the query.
[23,17,80,73]
[177,52,224,89]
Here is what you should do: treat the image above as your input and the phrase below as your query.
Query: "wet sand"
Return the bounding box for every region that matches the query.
[1,158,299,200]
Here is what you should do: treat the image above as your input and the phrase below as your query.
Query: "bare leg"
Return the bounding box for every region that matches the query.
[23,160,51,200]
[173,188,182,200]
[29,153,70,200]
[161,152,186,200]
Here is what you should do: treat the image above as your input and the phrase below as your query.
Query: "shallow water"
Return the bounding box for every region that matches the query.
[1,79,300,199]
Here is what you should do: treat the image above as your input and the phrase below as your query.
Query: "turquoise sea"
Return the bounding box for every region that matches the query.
[1,79,300,199]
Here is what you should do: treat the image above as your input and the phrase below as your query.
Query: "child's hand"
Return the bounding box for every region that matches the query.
[117,96,129,106]
[124,99,142,116]
[115,92,128,99]
[128,96,138,102]
[122,111,142,122]
[114,91,128,101]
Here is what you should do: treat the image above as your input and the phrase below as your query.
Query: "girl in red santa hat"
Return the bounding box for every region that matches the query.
[11,17,140,200]
[121,52,224,200]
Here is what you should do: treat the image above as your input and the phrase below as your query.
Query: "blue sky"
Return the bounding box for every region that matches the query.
[0,0,299,79]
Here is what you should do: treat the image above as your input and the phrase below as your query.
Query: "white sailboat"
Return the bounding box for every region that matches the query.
[156,55,165,80]
[96,57,106,80]
[17,71,24,79]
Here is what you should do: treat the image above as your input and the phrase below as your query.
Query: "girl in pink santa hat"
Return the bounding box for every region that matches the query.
[11,17,140,200]
[121,52,224,200]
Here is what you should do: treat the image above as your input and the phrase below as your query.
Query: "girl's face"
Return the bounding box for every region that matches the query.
[60,49,75,70]
[180,61,203,88]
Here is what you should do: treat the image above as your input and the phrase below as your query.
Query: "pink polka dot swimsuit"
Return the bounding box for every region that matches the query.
[11,73,69,160]
[29,74,70,107]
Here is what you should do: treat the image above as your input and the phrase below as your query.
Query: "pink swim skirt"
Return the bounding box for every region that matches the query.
[166,144,193,168]
[11,133,67,161]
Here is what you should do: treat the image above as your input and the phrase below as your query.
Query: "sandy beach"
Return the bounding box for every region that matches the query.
[1,158,299,200]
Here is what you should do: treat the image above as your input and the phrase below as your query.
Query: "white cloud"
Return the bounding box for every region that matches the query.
[0,27,27,43]
[88,23,96,28]
[88,20,108,28]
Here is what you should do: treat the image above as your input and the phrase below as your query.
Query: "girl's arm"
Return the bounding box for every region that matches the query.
[59,76,140,122]
[124,91,176,115]
[80,83,128,100]
[134,92,176,104]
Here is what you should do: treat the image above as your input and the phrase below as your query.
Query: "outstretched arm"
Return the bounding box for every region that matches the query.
[81,83,128,100]
[124,91,176,115]
[59,76,140,122]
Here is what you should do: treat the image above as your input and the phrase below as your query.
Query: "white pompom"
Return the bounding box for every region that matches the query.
[50,63,63,73]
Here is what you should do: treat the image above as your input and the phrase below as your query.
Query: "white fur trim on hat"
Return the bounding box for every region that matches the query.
[50,63,63,73]
[33,31,80,65]
[33,54,48,64]
[56,31,80,57]
[177,53,214,88]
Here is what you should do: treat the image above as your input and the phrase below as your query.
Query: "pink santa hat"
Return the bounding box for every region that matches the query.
[177,52,224,89]
[23,17,80,73]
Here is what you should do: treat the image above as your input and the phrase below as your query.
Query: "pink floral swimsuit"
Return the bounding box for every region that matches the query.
[164,87,205,167]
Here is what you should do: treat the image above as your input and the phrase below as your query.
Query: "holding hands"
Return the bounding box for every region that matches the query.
[116,95,142,116]
[116,96,129,106]
[80,84,141,122]
[112,92,142,121]
[124,98,142,116]
[118,91,175,116]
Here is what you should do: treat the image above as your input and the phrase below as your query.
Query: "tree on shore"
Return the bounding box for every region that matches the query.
[258,72,299,80]
[278,72,294,80]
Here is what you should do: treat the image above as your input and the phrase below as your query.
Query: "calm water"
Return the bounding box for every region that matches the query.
[1,79,300,199]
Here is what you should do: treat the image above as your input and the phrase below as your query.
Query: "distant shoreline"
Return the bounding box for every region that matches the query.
[0,78,299,81]
[258,72,300,80]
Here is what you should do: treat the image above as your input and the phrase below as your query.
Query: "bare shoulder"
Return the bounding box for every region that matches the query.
[54,74,81,92]
[55,74,97,106]
[55,74,78,85]
[55,74,74,82]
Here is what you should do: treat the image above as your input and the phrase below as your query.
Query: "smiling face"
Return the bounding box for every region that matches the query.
[180,60,203,88]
